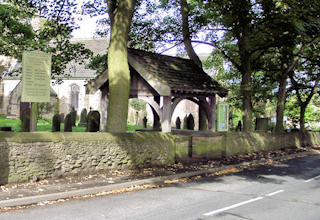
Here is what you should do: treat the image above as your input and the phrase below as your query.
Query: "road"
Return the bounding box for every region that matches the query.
[1,154,320,220]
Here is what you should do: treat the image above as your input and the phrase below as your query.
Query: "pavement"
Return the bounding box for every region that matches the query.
[0,146,319,210]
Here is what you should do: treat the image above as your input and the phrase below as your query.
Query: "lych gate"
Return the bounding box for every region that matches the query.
[86,48,228,132]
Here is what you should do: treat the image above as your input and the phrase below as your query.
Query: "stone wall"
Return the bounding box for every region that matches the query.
[175,132,320,161]
[1,131,319,184]
[0,132,175,184]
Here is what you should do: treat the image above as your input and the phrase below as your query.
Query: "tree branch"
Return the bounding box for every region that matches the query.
[191,40,241,71]
[159,42,183,54]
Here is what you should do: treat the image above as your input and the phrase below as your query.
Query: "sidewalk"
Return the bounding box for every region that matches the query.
[0,147,318,209]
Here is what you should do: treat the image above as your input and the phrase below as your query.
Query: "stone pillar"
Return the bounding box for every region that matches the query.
[209,95,216,132]
[100,89,109,132]
[161,96,172,132]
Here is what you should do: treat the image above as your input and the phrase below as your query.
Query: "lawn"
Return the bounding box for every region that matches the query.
[0,116,144,132]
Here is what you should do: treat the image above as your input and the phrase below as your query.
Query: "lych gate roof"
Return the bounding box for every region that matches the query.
[128,49,227,97]
[86,48,227,97]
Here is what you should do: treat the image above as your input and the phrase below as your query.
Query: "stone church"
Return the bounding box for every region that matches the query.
[0,38,107,118]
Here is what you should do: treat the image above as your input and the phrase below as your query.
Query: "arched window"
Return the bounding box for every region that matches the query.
[70,84,80,111]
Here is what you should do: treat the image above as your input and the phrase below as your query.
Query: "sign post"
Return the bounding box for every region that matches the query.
[21,51,51,131]
[217,103,229,132]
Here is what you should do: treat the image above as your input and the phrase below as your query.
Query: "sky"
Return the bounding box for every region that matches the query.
[72,15,97,39]
[71,0,213,55]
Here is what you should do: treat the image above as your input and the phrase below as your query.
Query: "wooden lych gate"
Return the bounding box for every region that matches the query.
[86,48,228,132]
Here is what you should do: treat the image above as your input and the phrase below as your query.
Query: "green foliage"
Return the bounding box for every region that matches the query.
[129,98,146,112]
[37,102,54,120]
[285,96,320,128]
[1,0,93,78]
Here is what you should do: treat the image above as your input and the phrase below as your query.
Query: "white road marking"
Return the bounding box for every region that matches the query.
[203,190,284,216]
[305,174,320,183]
[266,190,284,197]
[203,197,264,216]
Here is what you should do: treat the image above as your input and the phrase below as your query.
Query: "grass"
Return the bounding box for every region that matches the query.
[0,115,144,132]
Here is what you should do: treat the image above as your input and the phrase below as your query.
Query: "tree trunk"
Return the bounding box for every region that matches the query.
[180,0,207,130]
[106,0,136,132]
[238,35,252,132]
[299,104,306,132]
[275,72,287,133]
[241,70,252,132]
[180,0,202,68]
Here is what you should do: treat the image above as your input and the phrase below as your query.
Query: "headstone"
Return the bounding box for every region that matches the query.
[236,120,242,132]
[78,108,88,127]
[87,111,100,132]
[70,107,76,126]
[143,116,147,128]
[183,114,188,129]
[0,127,12,131]
[187,114,195,130]
[64,113,72,132]
[255,118,269,132]
[52,113,61,132]
[21,107,31,132]
[175,117,181,129]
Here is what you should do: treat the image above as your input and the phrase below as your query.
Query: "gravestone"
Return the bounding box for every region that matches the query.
[0,127,12,131]
[52,114,61,132]
[78,108,88,127]
[236,120,242,132]
[21,107,31,132]
[64,113,72,132]
[70,107,77,126]
[87,111,100,132]
[183,115,188,129]
[187,114,195,130]
[143,116,147,128]
[175,117,181,129]
[255,118,269,132]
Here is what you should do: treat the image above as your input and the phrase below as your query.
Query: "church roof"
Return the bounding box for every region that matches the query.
[2,38,109,80]
[86,48,227,97]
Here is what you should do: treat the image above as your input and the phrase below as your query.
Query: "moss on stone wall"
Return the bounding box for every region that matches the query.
[0,132,175,184]
[0,131,319,184]
[190,132,320,160]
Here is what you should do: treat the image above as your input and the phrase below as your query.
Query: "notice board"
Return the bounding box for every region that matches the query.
[21,51,51,102]
[217,103,229,132]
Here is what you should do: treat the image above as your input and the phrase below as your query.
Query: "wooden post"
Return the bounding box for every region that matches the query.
[30,102,37,132]
[209,95,216,132]
[161,96,172,132]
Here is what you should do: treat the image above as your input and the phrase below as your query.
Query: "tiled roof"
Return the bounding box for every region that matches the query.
[86,48,227,97]
[2,38,109,80]
[128,48,227,96]
[59,38,109,79]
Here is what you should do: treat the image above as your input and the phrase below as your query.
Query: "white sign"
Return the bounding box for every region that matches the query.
[217,103,229,132]
[21,51,51,102]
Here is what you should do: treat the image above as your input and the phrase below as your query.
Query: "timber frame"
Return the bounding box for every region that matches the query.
[86,48,227,132]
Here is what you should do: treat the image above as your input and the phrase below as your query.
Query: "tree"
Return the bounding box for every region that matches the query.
[105,0,137,132]
[288,41,320,131]
[1,0,92,78]
[179,0,209,130]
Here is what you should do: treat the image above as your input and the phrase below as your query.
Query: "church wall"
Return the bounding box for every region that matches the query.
[1,79,101,118]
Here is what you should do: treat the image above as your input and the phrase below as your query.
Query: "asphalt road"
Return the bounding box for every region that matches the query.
[1,154,320,220]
